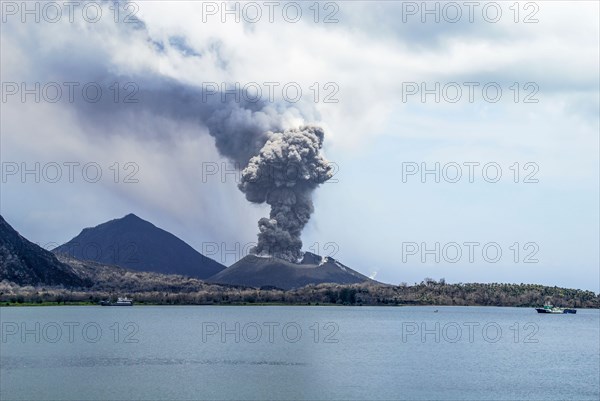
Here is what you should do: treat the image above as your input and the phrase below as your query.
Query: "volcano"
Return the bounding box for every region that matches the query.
[53,214,225,279]
[208,252,373,290]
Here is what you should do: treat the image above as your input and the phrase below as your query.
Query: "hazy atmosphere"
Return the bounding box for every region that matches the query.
[2,1,599,290]
[1,2,599,401]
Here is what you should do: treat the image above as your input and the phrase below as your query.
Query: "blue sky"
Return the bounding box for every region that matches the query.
[1,1,598,291]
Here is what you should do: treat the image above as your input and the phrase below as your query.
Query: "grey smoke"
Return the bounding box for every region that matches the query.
[70,79,286,166]
[5,6,333,261]
[239,126,333,262]
[74,83,333,262]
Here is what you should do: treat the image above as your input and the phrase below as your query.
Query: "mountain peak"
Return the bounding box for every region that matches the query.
[53,215,225,279]
[209,253,372,290]
[115,213,151,226]
[122,213,140,220]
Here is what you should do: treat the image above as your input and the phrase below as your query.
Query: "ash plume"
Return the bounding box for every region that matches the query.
[69,80,332,263]
[5,7,333,260]
[239,126,333,262]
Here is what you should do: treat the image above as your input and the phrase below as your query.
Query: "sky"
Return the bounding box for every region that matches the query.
[1,1,598,291]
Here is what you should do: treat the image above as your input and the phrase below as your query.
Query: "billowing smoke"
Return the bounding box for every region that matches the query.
[3,3,333,260]
[63,81,332,264]
[239,126,333,262]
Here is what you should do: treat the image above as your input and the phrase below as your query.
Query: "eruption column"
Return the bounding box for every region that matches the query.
[238,126,333,262]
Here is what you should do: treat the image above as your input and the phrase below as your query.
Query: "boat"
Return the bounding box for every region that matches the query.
[535,304,576,314]
[114,297,134,306]
[99,297,133,306]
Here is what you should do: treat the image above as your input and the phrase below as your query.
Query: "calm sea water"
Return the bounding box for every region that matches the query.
[1,305,598,400]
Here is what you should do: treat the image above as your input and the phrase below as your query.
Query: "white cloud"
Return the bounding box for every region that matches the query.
[1,1,598,289]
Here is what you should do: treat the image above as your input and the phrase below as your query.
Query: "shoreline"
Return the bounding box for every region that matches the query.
[3,281,598,309]
[2,301,599,309]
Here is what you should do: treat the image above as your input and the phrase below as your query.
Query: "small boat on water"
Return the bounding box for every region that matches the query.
[115,297,134,306]
[535,304,576,314]
[99,297,134,306]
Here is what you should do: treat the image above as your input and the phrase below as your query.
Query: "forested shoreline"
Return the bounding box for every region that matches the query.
[2,278,598,308]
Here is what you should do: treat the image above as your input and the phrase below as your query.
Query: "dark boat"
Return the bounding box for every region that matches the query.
[535,304,576,314]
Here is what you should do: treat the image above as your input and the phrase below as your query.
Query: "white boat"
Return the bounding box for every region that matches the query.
[114,297,134,306]
[100,297,134,306]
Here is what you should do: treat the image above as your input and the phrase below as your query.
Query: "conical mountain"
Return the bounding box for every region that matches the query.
[53,214,225,279]
[208,252,372,290]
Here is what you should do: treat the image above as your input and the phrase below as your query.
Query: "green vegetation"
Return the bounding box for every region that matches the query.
[1,278,597,308]
[1,300,96,307]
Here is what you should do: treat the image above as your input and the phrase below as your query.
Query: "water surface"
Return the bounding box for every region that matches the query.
[1,306,598,400]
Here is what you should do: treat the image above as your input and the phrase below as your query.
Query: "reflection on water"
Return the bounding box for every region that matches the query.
[2,356,308,369]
